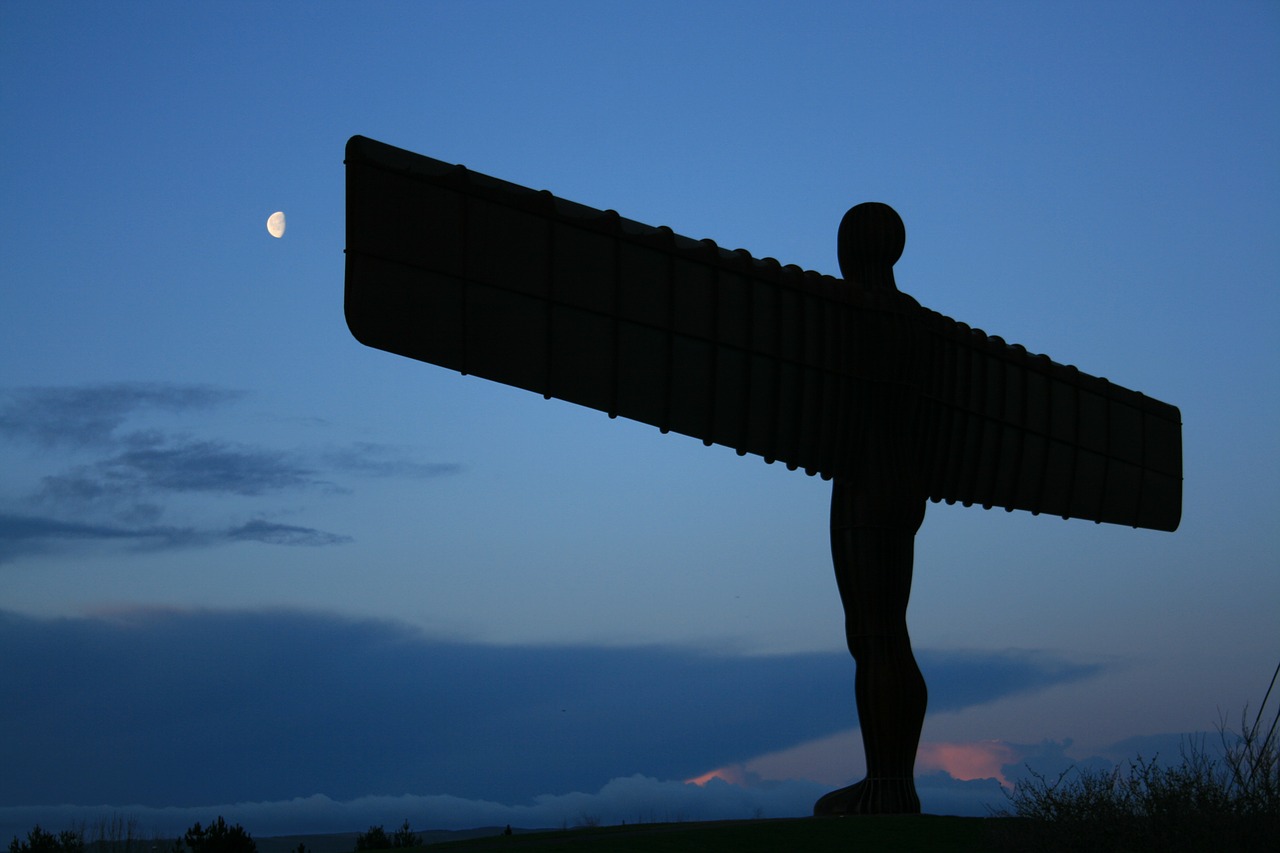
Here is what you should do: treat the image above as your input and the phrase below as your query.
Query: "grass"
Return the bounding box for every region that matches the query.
[421,816,994,853]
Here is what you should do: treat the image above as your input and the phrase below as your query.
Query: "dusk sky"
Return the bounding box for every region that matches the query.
[2,0,1277,837]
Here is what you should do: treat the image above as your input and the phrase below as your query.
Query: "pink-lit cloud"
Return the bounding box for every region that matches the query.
[691,736,1020,792]
[915,740,1020,788]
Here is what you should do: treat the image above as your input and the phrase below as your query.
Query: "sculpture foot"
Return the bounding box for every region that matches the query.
[813,778,920,816]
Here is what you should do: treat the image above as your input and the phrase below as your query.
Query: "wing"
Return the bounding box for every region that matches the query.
[917,314,1182,531]
[345,135,873,479]
[345,135,1182,531]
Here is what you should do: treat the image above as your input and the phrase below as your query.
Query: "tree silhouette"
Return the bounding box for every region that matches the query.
[354,822,419,852]
[352,827,388,852]
[389,822,419,850]
[9,827,83,853]
[181,819,255,853]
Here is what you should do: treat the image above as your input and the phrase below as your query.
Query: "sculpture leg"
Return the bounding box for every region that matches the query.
[814,482,927,816]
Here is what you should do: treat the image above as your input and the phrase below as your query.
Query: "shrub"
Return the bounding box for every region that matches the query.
[181,819,256,853]
[83,814,142,853]
[389,821,420,849]
[352,827,389,852]
[9,827,83,853]
[991,669,1280,852]
[354,821,419,852]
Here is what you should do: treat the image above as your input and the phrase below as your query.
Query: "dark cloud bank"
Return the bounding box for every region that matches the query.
[0,608,1105,834]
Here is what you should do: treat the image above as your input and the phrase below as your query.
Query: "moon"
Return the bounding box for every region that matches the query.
[266,211,286,238]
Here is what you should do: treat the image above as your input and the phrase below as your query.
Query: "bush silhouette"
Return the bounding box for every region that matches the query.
[352,827,389,852]
[9,827,83,853]
[180,819,256,853]
[991,675,1279,852]
[354,821,419,852]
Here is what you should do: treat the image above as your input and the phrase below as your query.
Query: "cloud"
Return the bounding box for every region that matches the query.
[989,732,1231,792]
[0,513,199,563]
[1101,731,1225,764]
[0,758,1158,841]
[322,443,464,480]
[917,771,1009,816]
[0,384,458,562]
[0,742,1229,842]
[38,440,323,506]
[918,649,1103,713]
[0,775,831,841]
[918,741,1021,788]
[0,383,239,448]
[0,513,350,564]
[0,513,147,544]
[0,608,1107,816]
[226,520,353,547]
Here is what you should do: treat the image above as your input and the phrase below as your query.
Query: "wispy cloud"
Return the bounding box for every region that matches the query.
[0,513,198,563]
[0,383,240,448]
[226,520,353,547]
[0,608,1109,816]
[0,383,458,561]
[0,514,352,563]
[38,439,323,504]
[322,442,463,480]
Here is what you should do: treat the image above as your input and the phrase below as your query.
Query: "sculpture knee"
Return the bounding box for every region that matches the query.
[845,628,913,664]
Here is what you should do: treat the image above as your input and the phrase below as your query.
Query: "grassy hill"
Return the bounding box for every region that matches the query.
[390,816,991,853]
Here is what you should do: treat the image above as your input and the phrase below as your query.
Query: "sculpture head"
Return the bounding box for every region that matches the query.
[838,202,905,291]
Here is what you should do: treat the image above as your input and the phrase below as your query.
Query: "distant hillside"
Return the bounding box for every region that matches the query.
[253,828,533,853]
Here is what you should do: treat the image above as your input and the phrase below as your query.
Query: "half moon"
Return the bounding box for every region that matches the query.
[267,211,286,238]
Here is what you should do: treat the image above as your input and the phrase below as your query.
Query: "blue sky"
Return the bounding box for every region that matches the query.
[1,0,1277,836]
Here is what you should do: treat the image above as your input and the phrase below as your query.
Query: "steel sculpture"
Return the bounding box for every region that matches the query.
[343,136,1182,815]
